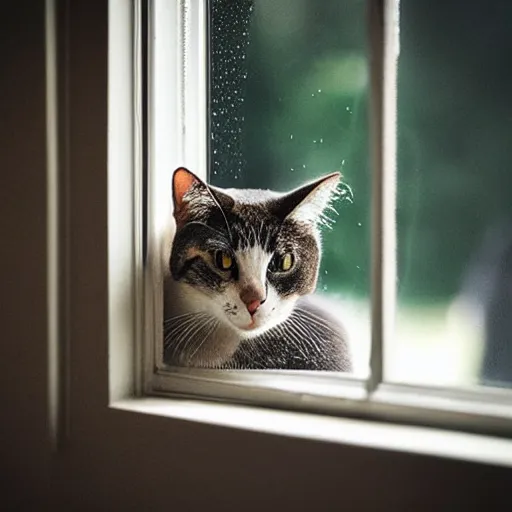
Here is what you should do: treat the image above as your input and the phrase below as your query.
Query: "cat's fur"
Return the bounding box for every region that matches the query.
[162,167,352,371]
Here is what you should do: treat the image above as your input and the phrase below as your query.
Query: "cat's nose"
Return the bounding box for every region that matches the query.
[246,300,262,315]
[240,286,266,315]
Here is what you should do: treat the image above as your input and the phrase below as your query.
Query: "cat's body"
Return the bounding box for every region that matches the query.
[162,168,352,372]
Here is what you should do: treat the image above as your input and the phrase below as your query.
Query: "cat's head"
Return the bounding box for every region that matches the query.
[169,167,341,338]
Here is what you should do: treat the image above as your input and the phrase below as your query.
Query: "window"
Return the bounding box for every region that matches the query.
[209,0,371,376]
[394,1,512,390]
[8,0,510,508]
[142,0,512,438]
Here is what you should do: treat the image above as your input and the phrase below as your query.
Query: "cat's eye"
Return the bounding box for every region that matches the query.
[214,250,234,271]
[281,253,294,271]
[269,252,295,273]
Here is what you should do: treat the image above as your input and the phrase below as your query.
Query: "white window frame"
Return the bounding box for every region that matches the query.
[134,0,512,442]
[41,4,512,502]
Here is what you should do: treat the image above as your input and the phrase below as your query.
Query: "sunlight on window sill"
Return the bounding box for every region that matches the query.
[112,397,512,468]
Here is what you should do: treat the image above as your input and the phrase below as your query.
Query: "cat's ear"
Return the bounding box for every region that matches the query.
[172,167,204,212]
[275,172,342,226]
[172,167,234,227]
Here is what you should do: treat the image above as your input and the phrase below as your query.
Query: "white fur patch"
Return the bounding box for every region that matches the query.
[235,245,271,290]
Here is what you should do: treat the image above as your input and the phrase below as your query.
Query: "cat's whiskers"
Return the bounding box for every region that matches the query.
[164,312,205,337]
[183,315,219,362]
[164,312,209,354]
[203,189,233,242]
[164,320,195,350]
[163,311,205,325]
[294,307,342,337]
[169,314,211,362]
[163,313,207,349]
[188,318,219,361]
[181,315,213,350]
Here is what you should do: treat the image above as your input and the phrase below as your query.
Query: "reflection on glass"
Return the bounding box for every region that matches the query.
[209,0,370,374]
[393,1,512,388]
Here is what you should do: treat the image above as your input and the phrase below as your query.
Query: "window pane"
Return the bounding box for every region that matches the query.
[393,1,512,388]
[207,0,370,374]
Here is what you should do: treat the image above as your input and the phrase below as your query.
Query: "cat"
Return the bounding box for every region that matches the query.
[162,167,352,371]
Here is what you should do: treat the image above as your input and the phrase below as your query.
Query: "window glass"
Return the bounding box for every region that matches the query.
[393,1,512,388]
[209,0,370,374]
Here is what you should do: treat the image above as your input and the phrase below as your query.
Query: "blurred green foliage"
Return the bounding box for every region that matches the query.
[397,1,512,302]
[210,0,512,302]
[210,0,369,297]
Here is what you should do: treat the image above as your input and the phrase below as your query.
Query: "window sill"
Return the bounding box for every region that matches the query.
[112,397,512,468]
